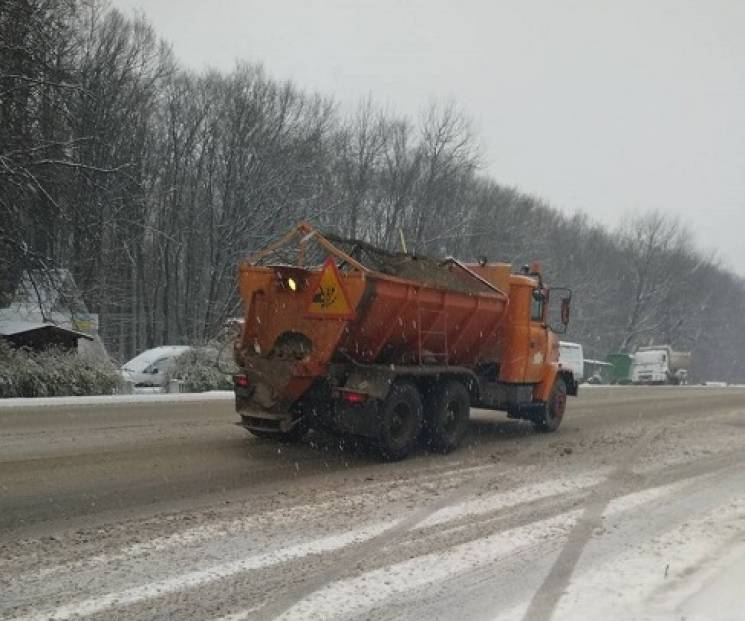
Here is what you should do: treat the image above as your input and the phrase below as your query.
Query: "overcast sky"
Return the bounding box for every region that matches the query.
[115,0,745,274]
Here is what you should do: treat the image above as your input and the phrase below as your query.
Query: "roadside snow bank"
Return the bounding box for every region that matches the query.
[0,390,234,409]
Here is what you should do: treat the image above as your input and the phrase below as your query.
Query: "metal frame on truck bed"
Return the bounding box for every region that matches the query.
[233,223,576,459]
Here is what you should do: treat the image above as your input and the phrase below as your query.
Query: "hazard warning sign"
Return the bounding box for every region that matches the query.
[307,257,354,318]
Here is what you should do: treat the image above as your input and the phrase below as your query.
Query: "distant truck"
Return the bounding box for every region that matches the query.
[607,352,634,384]
[630,345,691,385]
[559,341,584,383]
[584,358,614,384]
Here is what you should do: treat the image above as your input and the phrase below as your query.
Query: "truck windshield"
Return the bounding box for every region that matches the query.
[634,351,664,365]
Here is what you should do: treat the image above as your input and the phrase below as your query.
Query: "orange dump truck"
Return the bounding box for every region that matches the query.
[233,223,576,459]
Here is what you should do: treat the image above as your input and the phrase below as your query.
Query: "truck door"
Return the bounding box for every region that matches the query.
[525,288,548,382]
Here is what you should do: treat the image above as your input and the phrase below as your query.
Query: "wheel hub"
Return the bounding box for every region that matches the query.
[554,391,567,418]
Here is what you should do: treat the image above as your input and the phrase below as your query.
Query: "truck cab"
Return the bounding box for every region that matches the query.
[468,266,576,425]
[631,349,669,384]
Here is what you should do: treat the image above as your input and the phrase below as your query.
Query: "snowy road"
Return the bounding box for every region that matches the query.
[1,387,745,620]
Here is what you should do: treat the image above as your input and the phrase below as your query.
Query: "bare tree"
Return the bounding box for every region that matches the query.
[3,0,745,381]
[616,212,692,352]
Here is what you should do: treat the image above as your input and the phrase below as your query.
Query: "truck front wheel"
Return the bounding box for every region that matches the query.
[423,380,470,453]
[377,381,423,460]
[533,377,567,433]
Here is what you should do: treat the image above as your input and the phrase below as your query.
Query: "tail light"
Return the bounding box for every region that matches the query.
[234,374,250,388]
[341,390,367,404]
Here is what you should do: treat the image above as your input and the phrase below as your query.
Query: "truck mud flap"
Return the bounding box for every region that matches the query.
[507,402,546,421]
[327,399,381,438]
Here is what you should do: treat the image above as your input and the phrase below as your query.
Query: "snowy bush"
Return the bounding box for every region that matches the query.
[166,346,236,393]
[0,341,121,398]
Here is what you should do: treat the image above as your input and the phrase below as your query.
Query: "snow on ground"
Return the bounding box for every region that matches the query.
[668,541,745,621]
[236,475,738,621]
[3,385,744,620]
[581,383,739,389]
[2,383,737,410]
[2,382,739,409]
[416,470,608,529]
[274,511,582,621]
[550,497,745,621]
[13,523,394,621]
[0,390,234,408]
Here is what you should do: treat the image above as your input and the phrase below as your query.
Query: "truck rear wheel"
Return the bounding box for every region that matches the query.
[533,377,566,433]
[423,380,470,453]
[377,381,423,460]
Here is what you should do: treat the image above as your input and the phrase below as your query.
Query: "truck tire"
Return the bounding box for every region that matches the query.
[377,381,423,460]
[533,377,566,433]
[423,380,470,453]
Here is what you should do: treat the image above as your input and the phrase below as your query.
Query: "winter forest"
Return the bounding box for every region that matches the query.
[2,0,745,381]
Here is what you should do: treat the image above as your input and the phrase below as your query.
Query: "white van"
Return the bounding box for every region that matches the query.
[120,345,191,387]
[559,341,585,382]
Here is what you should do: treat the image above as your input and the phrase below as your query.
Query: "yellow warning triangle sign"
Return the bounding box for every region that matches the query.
[307,257,354,318]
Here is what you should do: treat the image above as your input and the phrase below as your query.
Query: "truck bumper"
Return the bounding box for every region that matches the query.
[237,411,299,434]
[235,388,298,433]
[633,374,667,384]
[235,388,381,438]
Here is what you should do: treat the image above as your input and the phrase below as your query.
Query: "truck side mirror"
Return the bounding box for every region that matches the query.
[547,287,572,334]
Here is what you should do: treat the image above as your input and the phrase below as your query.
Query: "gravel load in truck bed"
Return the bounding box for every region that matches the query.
[325,234,497,295]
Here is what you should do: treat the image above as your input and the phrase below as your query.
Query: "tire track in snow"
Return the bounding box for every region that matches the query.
[225,474,708,620]
[0,461,500,581]
[11,451,737,621]
[521,422,662,621]
[9,523,393,621]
